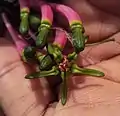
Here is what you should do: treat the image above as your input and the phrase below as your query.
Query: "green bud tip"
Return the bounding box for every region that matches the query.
[36,21,51,49]
[22,46,36,62]
[19,10,29,35]
[70,22,86,53]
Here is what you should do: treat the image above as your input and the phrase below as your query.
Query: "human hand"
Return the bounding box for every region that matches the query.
[1,0,120,116]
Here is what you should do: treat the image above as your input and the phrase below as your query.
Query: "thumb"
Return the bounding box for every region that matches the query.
[0,38,53,116]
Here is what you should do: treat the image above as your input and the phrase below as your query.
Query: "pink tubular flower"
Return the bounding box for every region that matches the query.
[19,0,30,10]
[51,3,86,53]
[51,3,82,26]
[1,13,36,63]
[40,3,53,25]
[53,30,67,49]
[47,29,67,63]
[36,3,53,48]
[1,13,28,54]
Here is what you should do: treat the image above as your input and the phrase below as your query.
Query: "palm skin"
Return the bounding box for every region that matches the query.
[1,0,120,116]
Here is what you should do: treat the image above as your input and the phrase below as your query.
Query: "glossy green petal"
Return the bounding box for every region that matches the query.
[60,71,67,105]
[36,52,45,62]
[22,46,36,62]
[71,64,105,77]
[36,22,51,49]
[25,66,59,79]
[71,23,85,53]
[39,54,54,71]
[19,11,29,35]
[47,44,63,63]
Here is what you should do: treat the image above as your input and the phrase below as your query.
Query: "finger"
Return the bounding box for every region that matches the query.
[78,54,120,83]
[0,38,54,116]
[77,32,120,66]
[89,0,120,16]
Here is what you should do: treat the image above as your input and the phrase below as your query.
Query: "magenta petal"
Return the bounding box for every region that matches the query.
[19,0,30,9]
[1,13,28,54]
[51,3,82,25]
[40,4,53,24]
[53,30,67,49]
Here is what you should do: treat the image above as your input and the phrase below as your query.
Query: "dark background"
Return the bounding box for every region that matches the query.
[0,0,63,36]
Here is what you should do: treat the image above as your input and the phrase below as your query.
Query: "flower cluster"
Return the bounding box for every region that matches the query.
[1,0,104,105]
